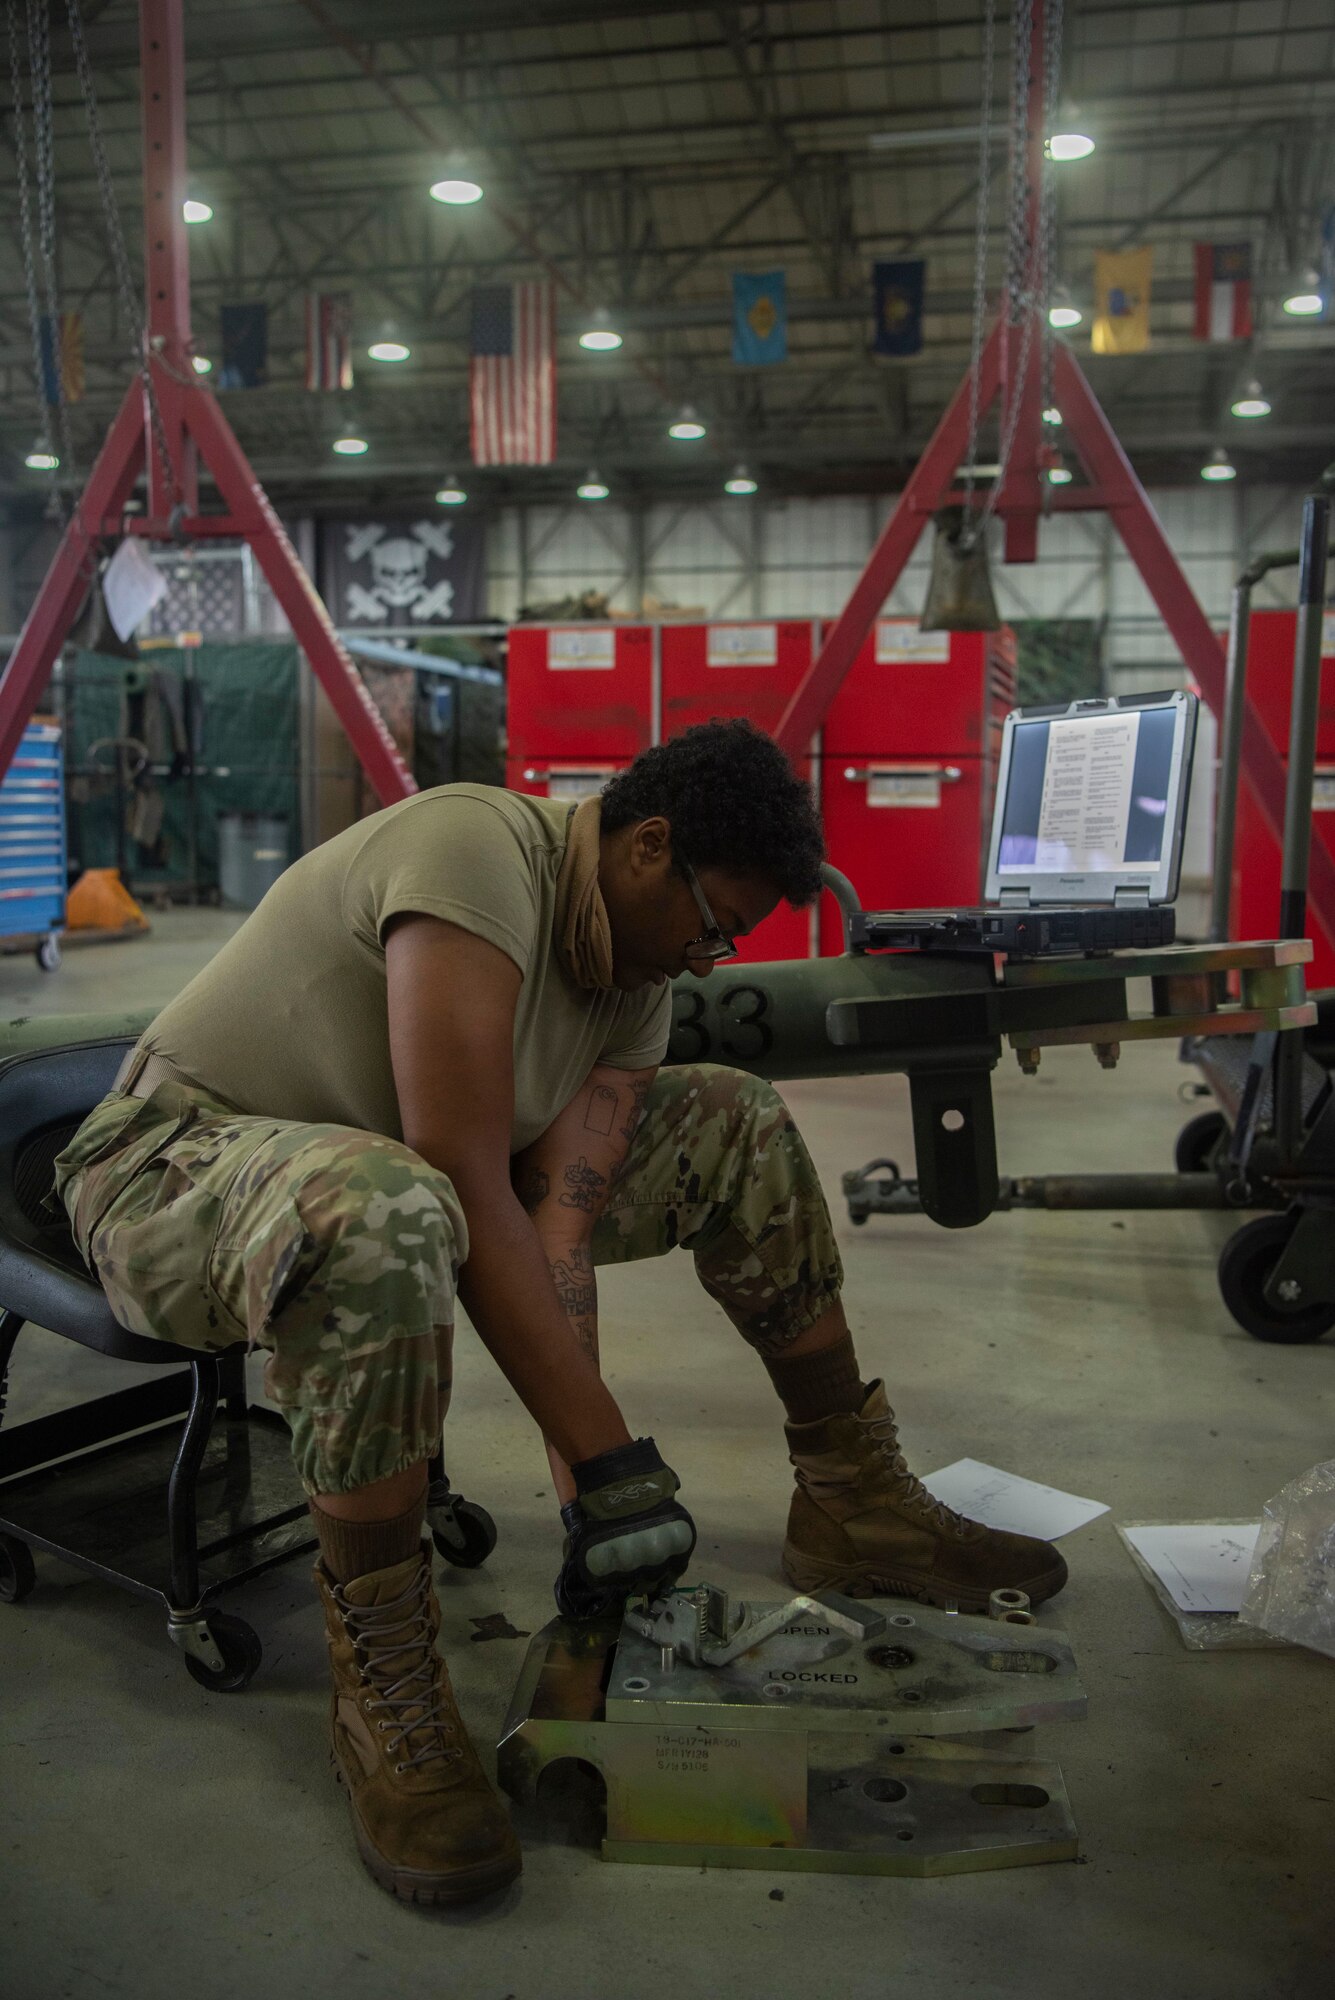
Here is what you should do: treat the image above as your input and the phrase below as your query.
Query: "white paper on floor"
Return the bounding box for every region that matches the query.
[1121,1522,1262,1614]
[920,1458,1109,1541]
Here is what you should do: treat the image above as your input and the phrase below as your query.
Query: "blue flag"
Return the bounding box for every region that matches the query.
[219,302,268,389]
[873,260,925,356]
[732,270,787,365]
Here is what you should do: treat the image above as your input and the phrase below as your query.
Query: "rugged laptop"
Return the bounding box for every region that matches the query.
[848,689,1199,958]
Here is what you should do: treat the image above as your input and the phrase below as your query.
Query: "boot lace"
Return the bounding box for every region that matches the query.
[334,1563,464,1773]
[863,1408,973,1536]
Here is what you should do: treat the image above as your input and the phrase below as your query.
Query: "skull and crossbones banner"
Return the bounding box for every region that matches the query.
[320,516,485,627]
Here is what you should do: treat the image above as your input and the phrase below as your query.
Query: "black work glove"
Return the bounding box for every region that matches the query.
[554,1437,696,1620]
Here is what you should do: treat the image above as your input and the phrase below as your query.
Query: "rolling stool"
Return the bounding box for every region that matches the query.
[0,1038,496,1691]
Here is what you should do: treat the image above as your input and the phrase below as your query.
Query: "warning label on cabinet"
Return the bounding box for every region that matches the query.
[876,621,950,664]
[548,628,615,669]
[707,623,778,666]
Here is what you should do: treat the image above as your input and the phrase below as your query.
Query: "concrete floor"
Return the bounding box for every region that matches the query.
[1,913,1332,2000]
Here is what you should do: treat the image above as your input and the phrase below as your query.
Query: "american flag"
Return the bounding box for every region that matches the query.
[470,282,556,465]
[305,292,353,391]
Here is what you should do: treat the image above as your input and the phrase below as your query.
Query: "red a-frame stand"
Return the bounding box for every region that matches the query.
[0,0,415,806]
[774,4,1335,961]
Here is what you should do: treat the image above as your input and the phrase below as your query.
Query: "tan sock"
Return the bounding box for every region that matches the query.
[763,1334,866,1424]
[309,1493,427,1584]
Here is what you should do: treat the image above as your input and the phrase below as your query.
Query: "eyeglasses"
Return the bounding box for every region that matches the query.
[680,858,739,962]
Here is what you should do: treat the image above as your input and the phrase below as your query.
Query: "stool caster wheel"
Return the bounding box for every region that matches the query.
[181,1610,263,1693]
[428,1479,498,1569]
[0,1531,36,1604]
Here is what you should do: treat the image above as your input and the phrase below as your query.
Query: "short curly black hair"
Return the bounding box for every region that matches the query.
[600,719,825,905]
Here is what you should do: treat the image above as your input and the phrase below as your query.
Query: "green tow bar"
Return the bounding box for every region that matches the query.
[3,938,1313,1234]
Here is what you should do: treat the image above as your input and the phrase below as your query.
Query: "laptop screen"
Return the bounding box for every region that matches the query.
[985,691,1197,905]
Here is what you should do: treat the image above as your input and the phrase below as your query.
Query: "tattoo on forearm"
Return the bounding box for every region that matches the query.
[620,1077,651,1146]
[560,1155,607,1213]
[572,1317,599,1362]
[584,1084,617,1136]
[516,1167,549,1215]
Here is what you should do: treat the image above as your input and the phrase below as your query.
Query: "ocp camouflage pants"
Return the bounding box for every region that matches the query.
[54,1063,843,1496]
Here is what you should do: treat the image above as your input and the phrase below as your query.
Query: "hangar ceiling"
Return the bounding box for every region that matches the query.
[2,0,1333,512]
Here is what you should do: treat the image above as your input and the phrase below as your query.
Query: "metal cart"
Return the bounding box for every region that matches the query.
[0,716,66,972]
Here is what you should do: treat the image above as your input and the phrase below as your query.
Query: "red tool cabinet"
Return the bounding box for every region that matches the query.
[1232,608,1335,986]
[506,624,655,766]
[817,622,1016,954]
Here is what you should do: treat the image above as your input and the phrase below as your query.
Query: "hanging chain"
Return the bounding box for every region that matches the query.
[28,0,77,509]
[1039,0,1064,432]
[64,0,181,511]
[8,1,64,516]
[965,0,1036,542]
[961,0,998,528]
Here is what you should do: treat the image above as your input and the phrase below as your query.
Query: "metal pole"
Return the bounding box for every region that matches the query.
[1279,493,1330,944]
[1211,577,1251,940]
[1275,487,1331,1162]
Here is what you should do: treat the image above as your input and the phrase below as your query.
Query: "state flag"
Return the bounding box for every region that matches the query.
[219,302,268,389]
[39,312,84,404]
[1193,243,1253,342]
[872,260,925,357]
[732,270,787,364]
[1092,247,1152,355]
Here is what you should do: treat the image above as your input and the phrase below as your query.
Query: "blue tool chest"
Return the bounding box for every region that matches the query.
[0,717,66,968]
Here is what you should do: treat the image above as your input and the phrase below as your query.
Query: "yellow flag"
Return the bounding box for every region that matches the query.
[1092,248,1152,355]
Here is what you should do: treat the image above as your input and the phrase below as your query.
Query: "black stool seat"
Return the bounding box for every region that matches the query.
[0,1038,230,1366]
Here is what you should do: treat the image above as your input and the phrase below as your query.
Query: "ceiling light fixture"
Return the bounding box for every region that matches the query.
[1047,464,1073,486]
[332,433,369,456]
[1281,275,1323,317]
[1042,405,1062,425]
[24,441,58,470]
[1201,447,1237,482]
[724,465,758,494]
[579,311,622,352]
[1231,379,1270,419]
[1047,131,1095,161]
[182,198,212,224]
[577,470,610,500]
[435,478,467,505]
[368,338,410,363]
[668,405,706,440]
[430,156,484,206]
[1048,303,1082,329]
[191,354,212,374]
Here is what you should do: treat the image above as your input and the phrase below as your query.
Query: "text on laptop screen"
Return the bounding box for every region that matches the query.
[996,706,1178,875]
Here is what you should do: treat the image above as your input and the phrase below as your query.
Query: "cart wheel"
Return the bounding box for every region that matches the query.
[1174,1109,1227,1175]
[182,1610,263,1693]
[0,1531,37,1604]
[35,935,60,973]
[431,1499,498,1570]
[1217,1215,1335,1345]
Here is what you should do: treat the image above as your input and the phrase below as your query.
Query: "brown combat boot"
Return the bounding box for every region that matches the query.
[315,1545,521,1906]
[781,1380,1067,1612]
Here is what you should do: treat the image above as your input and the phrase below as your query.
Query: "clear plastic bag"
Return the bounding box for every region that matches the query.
[1238,1460,1335,1660]
[1118,1522,1288,1653]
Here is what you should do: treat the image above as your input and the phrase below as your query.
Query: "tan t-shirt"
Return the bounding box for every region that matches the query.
[144,785,671,1152]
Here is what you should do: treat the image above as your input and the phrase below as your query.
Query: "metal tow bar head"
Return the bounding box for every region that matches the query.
[623,1583,886,1670]
[497,1580,1087,1878]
